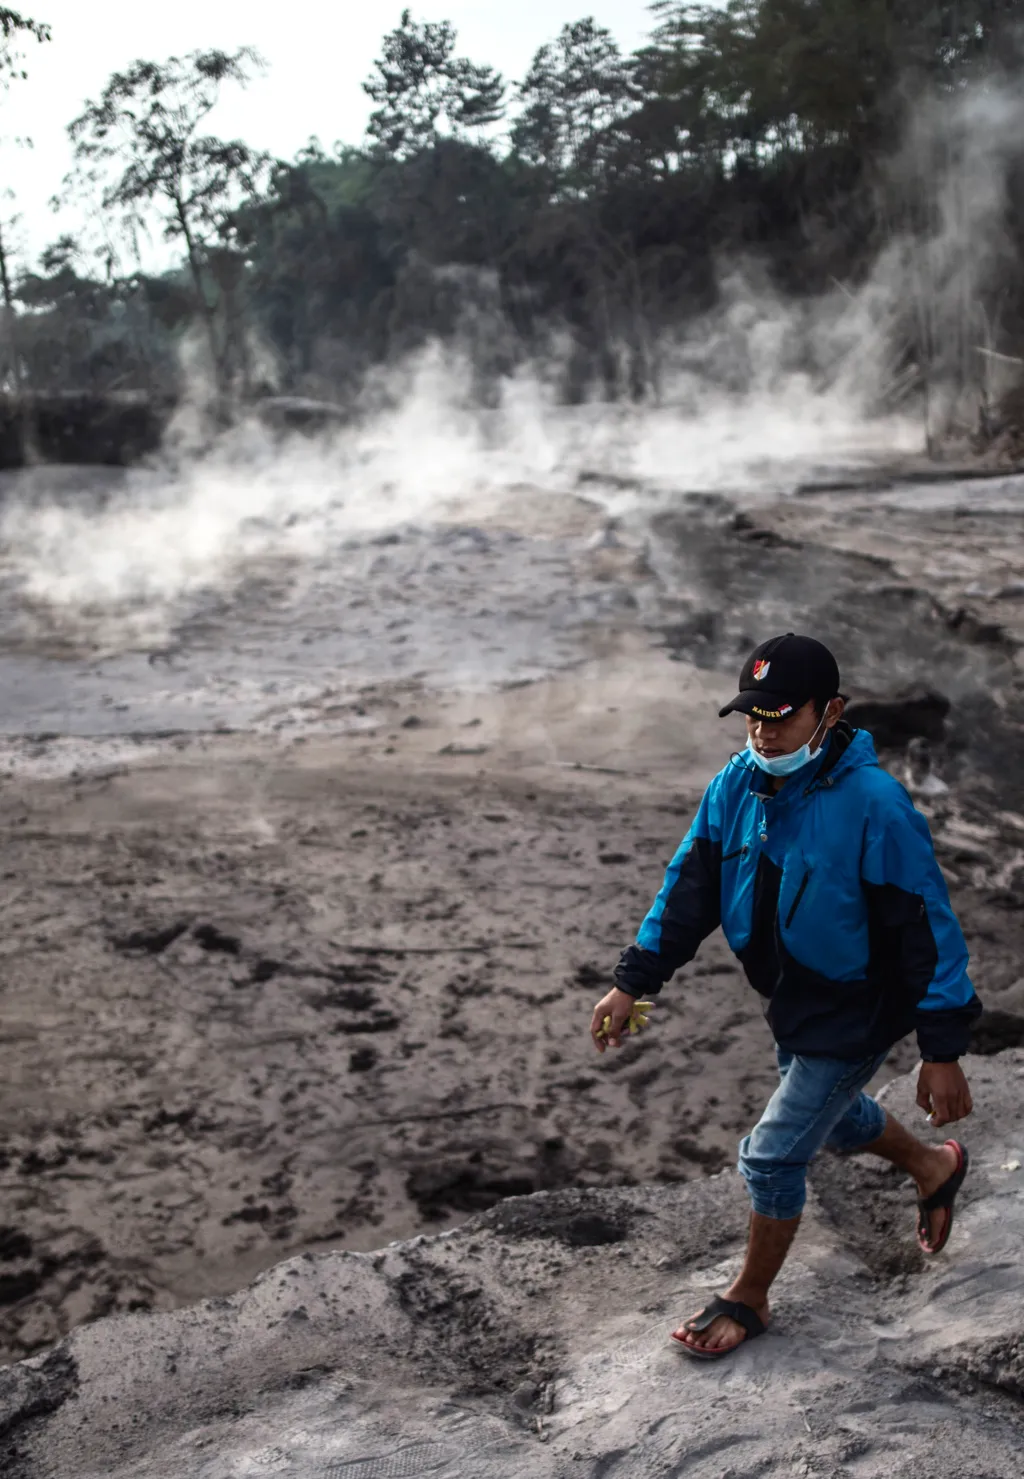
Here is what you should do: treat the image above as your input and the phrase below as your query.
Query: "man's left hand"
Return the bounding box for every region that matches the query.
[916,1061,973,1128]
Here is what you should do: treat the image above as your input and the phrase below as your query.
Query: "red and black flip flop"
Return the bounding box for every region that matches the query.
[917,1140,969,1256]
[671,1295,767,1360]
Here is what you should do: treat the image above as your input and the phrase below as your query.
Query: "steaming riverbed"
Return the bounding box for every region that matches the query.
[0,446,1021,751]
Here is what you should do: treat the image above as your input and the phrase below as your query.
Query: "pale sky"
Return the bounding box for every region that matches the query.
[0,1,662,272]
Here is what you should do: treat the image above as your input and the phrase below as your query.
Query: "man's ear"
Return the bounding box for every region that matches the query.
[825,697,845,728]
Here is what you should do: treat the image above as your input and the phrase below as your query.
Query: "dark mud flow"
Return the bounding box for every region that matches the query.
[1,464,1021,752]
[0,482,626,736]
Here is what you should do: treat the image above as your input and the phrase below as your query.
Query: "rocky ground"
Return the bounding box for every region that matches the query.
[1,454,1024,1410]
[2,1051,1024,1479]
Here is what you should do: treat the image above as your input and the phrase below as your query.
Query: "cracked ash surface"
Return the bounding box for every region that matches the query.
[2,1053,1024,1478]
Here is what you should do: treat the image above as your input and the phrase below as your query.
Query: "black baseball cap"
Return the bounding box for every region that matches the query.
[718,634,841,721]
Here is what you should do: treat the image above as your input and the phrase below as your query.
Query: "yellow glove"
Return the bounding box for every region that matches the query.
[597,1002,654,1040]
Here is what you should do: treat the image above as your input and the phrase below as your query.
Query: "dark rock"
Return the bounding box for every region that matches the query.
[0,1271,41,1307]
[0,392,171,470]
[192,924,241,955]
[562,1214,627,1247]
[485,1188,640,1246]
[970,1010,1024,1055]
[112,921,189,955]
[511,1380,540,1410]
[573,963,607,989]
[326,961,390,985]
[729,512,793,548]
[254,396,347,436]
[669,1137,729,1170]
[221,1205,272,1227]
[0,1230,32,1263]
[142,1106,197,1133]
[945,608,1013,650]
[312,987,376,1013]
[844,688,951,748]
[337,1014,400,1035]
[407,1164,537,1220]
[0,1347,78,1475]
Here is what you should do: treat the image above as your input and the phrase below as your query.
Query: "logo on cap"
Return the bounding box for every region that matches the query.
[752,659,770,682]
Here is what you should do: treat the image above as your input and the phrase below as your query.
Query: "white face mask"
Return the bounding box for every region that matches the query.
[746,711,830,778]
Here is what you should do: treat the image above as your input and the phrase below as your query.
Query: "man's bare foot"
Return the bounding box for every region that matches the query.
[915,1141,961,1251]
[672,1294,770,1355]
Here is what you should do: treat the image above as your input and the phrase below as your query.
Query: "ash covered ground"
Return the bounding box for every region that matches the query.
[1,427,1024,1371]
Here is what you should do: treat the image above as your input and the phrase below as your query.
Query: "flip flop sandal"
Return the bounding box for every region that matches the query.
[917,1140,969,1255]
[671,1295,767,1360]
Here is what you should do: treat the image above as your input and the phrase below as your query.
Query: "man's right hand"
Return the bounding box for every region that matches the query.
[590,986,640,1053]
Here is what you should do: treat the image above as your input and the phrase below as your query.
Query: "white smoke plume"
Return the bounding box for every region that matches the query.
[5,77,1023,649]
[0,322,917,650]
[868,79,1024,441]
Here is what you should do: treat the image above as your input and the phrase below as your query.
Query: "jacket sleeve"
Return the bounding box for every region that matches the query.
[614,780,722,998]
[860,781,981,1061]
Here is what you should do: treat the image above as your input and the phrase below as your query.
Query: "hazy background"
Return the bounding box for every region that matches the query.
[0,2,1021,647]
[0,1,657,266]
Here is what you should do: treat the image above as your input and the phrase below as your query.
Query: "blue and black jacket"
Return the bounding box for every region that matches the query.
[615,725,981,1062]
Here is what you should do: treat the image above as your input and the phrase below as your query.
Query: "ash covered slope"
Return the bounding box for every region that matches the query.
[3,1055,1024,1479]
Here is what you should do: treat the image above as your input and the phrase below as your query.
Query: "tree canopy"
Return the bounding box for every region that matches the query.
[65,48,270,394]
[363,9,505,159]
[5,2,1022,423]
[0,6,49,84]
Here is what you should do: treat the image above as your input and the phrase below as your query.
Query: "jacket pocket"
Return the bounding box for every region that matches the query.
[785,869,812,929]
[722,845,749,864]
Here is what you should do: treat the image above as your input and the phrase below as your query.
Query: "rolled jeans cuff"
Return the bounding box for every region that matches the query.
[740,1175,808,1222]
[737,1049,888,1221]
[737,1137,812,1220]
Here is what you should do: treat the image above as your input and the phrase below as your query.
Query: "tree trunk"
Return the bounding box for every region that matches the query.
[176,201,226,398]
[0,220,20,393]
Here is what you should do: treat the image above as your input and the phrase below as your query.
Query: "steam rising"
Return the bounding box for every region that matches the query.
[872,81,1024,439]
[1,81,1021,654]
[0,322,917,651]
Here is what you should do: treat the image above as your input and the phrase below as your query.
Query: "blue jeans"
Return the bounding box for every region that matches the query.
[738,1048,888,1220]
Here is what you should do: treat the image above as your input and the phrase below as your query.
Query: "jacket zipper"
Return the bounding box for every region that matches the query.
[722,845,749,863]
[785,870,811,929]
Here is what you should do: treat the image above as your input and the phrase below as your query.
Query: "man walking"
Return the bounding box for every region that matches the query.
[591,633,980,1360]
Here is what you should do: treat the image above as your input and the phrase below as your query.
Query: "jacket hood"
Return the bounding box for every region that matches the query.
[820,723,879,782]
